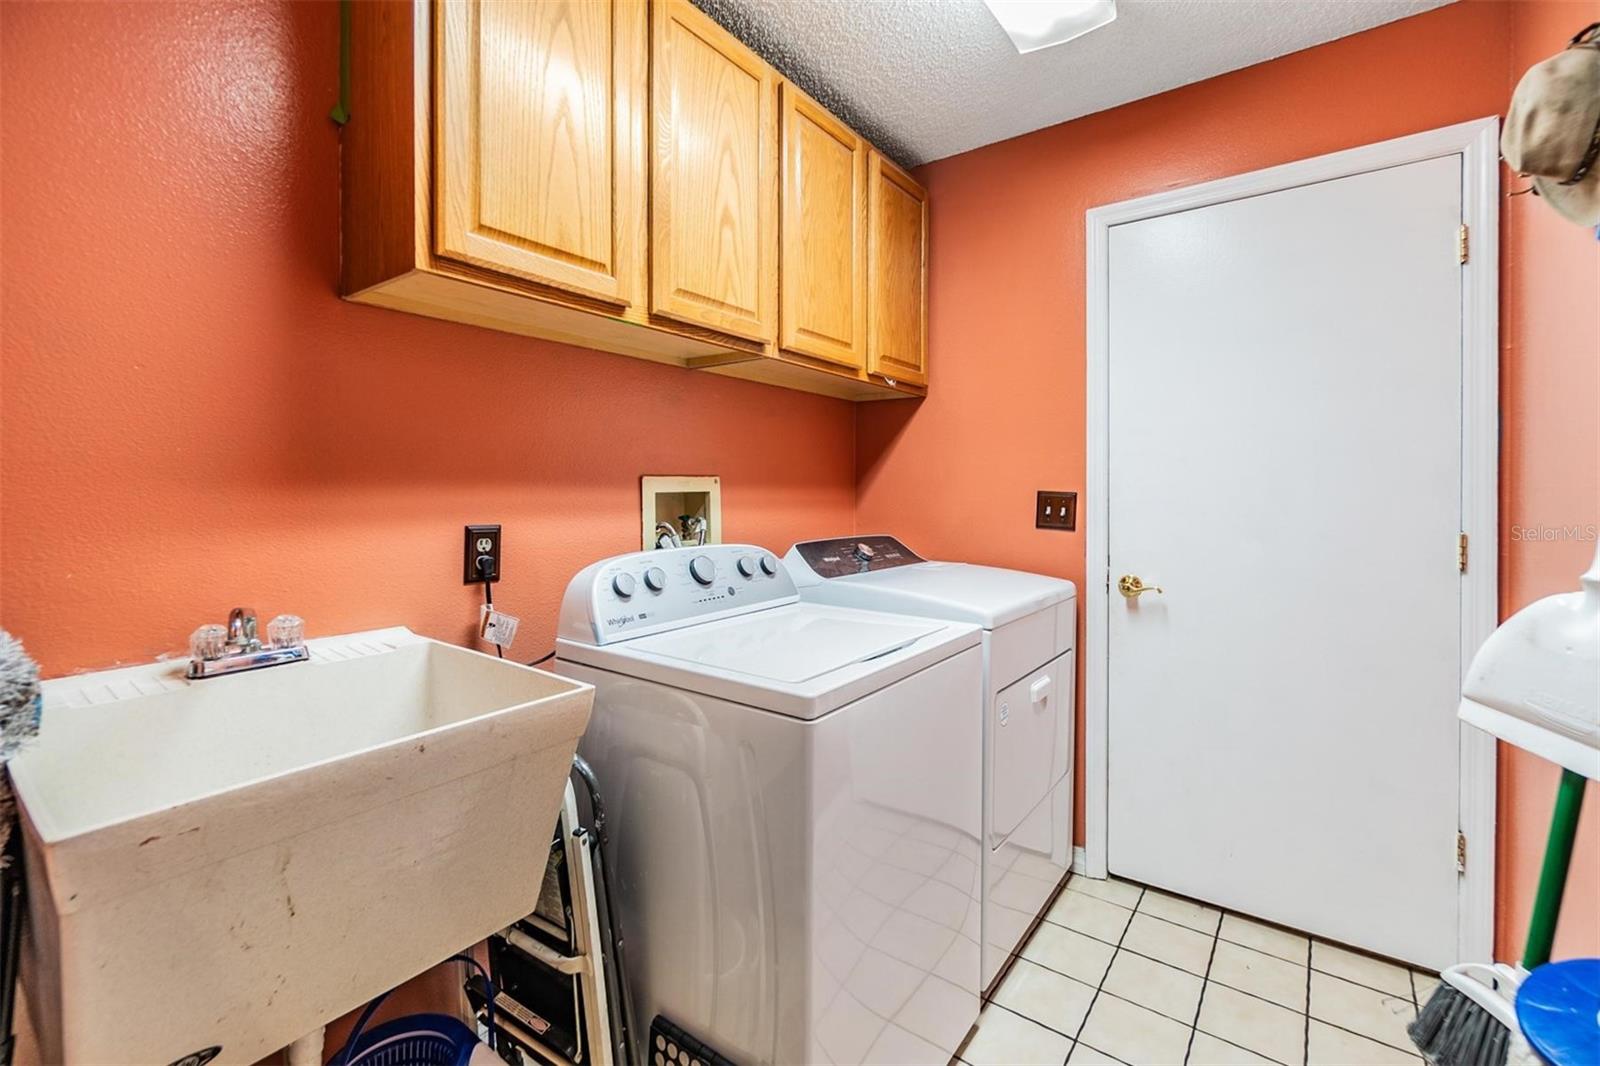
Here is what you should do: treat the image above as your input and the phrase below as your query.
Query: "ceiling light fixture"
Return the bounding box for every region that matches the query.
[982,0,1117,54]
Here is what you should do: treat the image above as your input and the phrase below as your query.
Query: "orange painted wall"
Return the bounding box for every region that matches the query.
[0,1,855,680]
[1498,0,1600,963]
[0,2,855,1052]
[857,0,1600,959]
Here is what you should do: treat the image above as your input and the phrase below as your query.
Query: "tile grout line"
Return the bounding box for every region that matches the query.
[1181,912,1223,1066]
[1063,883,1146,1066]
[1302,938,1312,1066]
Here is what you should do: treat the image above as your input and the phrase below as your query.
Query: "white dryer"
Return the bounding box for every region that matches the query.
[556,544,984,1066]
[784,536,1077,992]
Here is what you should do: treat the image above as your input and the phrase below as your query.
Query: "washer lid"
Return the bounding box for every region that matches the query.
[632,607,945,683]
[556,603,982,720]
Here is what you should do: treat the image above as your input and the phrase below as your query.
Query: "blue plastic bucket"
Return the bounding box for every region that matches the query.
[335,1013,481,1066]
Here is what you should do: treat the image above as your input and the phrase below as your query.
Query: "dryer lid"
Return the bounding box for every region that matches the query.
[631,606,945,684]
[787,545,1076,629]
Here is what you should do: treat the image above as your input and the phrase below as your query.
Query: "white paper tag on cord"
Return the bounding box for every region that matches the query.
[480,604,520,648]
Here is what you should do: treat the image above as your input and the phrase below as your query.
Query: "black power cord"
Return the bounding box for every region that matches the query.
[476,554,504,659]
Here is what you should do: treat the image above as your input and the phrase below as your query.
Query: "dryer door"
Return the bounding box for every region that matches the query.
[988,650,1072,848]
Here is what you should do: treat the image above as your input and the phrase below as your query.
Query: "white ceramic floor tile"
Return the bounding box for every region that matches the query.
[1101,948,1204,1024]
[1121,912,1216,976]
[1410,970,1439,1008]
[1020,921,1118,986]
[992,957,1097,1036]
[1047,888,1135,944]
[1066,1043,1126,1065]
[1218,913,1310,965]
[1066,875,1145,909]
[863,1021,946,1066]
[1208,940,1308,1012]
[1197,982,1307,1065]
[1307,1019,1424,1065]
[1311,941,1413,997]
[1309,971,1416,1052]
[1187,1031,1275,1065]
[846,947,924,1018]
[959,1004,1074,1066]
[1079,992,1194,1066]
[1139,889,1223,934]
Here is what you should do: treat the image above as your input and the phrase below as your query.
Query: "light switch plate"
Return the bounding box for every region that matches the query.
[1035,491,1077,531]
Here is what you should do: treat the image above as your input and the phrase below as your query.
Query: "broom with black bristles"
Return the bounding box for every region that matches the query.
[1408,767,1586,1066]
[0,630,41,1066]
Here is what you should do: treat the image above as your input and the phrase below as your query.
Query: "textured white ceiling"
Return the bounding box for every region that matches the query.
[693,0,1454,166]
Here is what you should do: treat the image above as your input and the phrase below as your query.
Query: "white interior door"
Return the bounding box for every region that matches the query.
[1106,155,1466,969]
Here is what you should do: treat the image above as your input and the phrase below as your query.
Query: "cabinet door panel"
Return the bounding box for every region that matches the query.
[780,84,866,367]
[650,0,776,343]
[868,153,928,386]
[435,0,642,305]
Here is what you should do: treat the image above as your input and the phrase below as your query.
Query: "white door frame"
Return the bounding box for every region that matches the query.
[1082,118,1500,963]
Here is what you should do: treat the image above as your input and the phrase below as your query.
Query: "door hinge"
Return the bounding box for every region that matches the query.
[1458,224,1470,264]
[1457,831,1467,874]
[1458,532,1469,573]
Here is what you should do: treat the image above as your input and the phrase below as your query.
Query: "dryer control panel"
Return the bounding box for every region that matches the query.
[789,535,925,580]
[558,544,798,645]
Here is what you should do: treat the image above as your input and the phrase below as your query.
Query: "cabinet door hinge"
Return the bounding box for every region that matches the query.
[1458,532,1469,573]
[1458,224,1470,264]
[1457,831,1467,874]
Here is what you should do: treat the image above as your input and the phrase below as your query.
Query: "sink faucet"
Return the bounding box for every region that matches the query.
[189,609,307,680]
[227,607,261,652]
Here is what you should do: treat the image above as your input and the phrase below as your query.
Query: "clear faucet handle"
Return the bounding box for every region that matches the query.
[190,624,228,662]
[267,614,304,649]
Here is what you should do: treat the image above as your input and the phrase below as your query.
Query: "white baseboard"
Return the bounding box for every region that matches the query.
[1070,845,1088,876]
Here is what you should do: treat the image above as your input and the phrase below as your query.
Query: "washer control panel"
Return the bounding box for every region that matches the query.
[789,535,925,579]
[558,544,797,645]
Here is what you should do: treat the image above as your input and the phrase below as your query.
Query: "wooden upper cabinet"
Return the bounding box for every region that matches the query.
[649,0,777,344]
[434,0,644,306]
[867,152,928,386]
[779,84,867,368]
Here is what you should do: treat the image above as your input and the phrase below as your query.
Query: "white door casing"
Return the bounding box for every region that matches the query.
[1083,119,1499,968]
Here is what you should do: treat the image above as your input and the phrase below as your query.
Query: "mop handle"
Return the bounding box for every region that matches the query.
[1522,767,1588,970]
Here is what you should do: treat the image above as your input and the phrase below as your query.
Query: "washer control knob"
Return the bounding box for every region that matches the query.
[612,573,637,598]
[689,555,716,586]
[643,566,667,592]
[759,554,779,577]
[737,555,758,578]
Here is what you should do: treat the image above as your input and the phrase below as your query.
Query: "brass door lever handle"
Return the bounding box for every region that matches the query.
[1117,575,1163,599]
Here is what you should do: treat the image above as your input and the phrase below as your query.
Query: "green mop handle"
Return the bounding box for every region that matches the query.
[1522,767,1588,970]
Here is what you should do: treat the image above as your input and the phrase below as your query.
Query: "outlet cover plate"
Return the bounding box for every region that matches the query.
[463,524,502,584]
[1035,491,1077,531]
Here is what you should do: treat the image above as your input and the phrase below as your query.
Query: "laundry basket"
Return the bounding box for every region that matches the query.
[335,1013,481,1066]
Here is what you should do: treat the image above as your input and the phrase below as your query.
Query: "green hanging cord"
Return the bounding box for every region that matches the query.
[329,0,352,126]
[1522,767,1588,970]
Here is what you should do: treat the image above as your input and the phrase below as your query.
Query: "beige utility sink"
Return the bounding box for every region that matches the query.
[8,627,592,1064]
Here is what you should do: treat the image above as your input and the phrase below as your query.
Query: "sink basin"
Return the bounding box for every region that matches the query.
[8,627,592,1064]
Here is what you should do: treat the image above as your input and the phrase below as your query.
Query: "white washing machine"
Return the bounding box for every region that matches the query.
[555,544,985,1066]
[784,536,1077,992]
